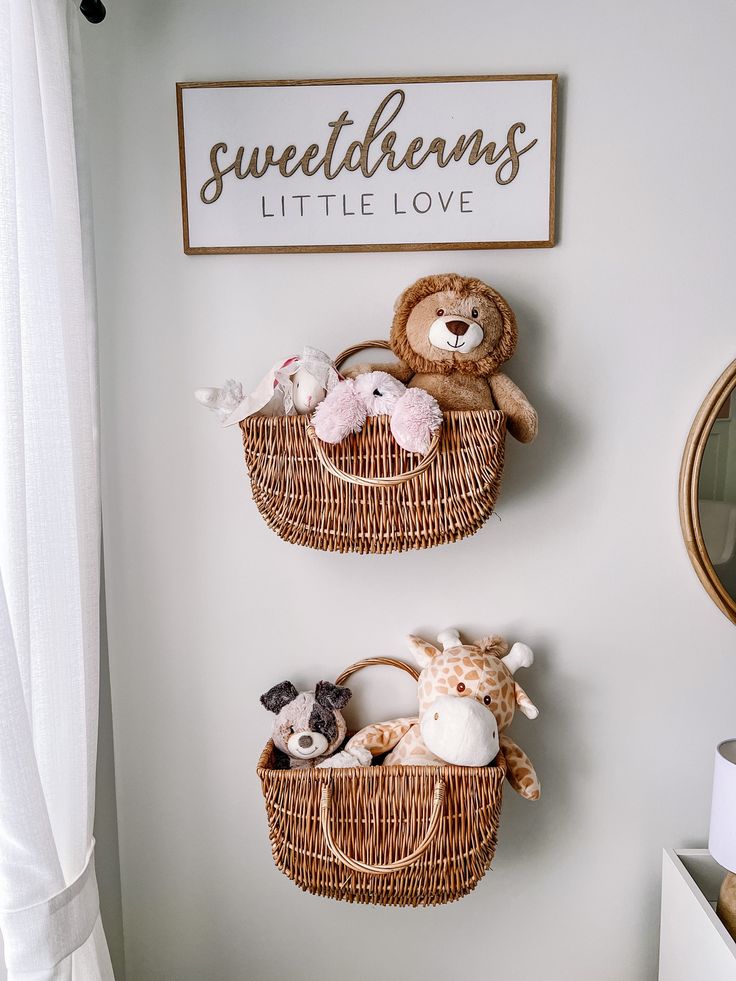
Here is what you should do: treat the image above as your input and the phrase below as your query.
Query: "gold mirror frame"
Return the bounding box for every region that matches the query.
[679,360,736,625]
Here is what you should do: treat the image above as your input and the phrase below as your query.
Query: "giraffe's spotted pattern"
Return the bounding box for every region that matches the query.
[499,733,540,800]
[346,634,540,799]
[416,646,517,731]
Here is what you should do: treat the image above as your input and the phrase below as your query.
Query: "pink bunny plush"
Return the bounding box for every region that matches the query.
[312,371,442,454]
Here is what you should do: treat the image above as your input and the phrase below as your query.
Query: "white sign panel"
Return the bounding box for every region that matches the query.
[176,75,558,254]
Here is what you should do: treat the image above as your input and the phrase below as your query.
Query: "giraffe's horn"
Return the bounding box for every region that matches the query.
[502,642,534,674]
[437,628,461,651]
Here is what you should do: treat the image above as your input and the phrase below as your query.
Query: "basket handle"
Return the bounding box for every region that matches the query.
[314,339,441,487]
[334,339,392,372]
[334,657,419,686]
[305,425,441,488]
[319,778,445,876]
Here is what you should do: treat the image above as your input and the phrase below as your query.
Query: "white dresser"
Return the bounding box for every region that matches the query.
[659,849,736,980]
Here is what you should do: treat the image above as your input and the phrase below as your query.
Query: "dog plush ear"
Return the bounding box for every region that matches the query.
[314,681,352,710]
[406,635,441,669]
[260,681,300,714]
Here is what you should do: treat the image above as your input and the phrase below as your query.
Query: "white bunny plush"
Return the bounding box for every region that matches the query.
[194,347,340,425]
[284,348,341,415]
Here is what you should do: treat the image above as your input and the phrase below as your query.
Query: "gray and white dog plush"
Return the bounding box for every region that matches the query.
[260,680,352,769]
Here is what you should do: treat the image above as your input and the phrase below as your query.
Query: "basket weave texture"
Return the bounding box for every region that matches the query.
[240,341,507,554]
[257,658,506,907]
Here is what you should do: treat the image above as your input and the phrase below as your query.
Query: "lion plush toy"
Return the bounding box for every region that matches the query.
[346,273,538,444]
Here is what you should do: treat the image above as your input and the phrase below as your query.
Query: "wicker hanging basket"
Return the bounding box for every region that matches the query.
[257,658,507,907]
[240,341,506,554]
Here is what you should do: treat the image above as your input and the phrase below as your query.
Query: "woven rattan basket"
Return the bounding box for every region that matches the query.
[257,658,507,907]
[240,341,506,554]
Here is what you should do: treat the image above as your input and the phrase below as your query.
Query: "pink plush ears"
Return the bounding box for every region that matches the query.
[390,387,442,455]
[311,380,367,444]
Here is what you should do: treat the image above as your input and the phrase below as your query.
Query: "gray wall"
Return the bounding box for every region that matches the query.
[94,562,125,980]
[81,1,736,979]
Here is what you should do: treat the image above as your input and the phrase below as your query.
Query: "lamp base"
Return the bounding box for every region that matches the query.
[716,872,736,940]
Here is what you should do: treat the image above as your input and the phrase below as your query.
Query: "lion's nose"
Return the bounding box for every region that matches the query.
[446,320,469,336]
[298,734,313,748]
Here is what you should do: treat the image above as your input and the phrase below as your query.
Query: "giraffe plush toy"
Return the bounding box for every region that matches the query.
[322,628,540,800]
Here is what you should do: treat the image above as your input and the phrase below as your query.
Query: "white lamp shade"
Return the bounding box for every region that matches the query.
[709,740,736,873]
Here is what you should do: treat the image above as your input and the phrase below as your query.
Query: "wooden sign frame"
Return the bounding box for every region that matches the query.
[176,74,558,255]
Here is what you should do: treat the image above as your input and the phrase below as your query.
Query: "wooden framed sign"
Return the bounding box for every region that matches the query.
[176,75,558,255]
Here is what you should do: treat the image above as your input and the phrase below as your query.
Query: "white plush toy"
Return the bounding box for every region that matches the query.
[193,378,244,423]
[194,347,340,425]
[419,689,499,767]
[290,363,329,414]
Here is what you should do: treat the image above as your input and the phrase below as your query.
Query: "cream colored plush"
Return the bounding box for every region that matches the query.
[419,692,499,766]
[337,628,541,800]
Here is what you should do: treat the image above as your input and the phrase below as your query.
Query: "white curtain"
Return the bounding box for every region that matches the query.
[0,0,114,978]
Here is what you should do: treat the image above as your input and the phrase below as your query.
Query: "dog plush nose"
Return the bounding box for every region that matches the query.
[445,320,469,336]
[287,729,329,757]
